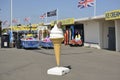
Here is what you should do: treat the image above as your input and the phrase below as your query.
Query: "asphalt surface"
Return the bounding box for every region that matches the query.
[0,43,120,80]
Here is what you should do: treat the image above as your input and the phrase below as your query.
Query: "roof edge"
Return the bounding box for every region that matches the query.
[75,15,105,22]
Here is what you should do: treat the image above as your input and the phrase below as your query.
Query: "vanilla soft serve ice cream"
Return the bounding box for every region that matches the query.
[50,24,64,38]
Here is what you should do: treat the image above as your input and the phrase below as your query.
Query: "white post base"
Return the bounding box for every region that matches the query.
[47,67,70,76]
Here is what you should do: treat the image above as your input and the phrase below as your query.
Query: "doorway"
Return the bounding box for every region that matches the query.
[108,27,116,50]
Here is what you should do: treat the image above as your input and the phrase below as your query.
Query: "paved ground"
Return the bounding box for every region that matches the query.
[0,44,120,80]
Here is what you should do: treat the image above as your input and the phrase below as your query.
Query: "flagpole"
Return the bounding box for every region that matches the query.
[94,0,96,16]
[57,8,58,23]
[46,12,47,23]
[18,18,20,25]
[29,16,31,24]
[10,0,13,46]
[10,0,12,27]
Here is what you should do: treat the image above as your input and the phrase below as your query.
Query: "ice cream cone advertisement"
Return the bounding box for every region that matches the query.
[47,22,70,76]
[50,38,63,66]
[50,22,64,66]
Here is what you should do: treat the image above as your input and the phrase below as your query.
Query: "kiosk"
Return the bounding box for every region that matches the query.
[37,26,53,48]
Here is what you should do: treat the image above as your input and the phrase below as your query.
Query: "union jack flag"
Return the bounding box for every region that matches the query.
[78,0,94,9]
[40,13,46,19]
[12,18,18,23]
[24,17,30,22]
[3,20,8,25]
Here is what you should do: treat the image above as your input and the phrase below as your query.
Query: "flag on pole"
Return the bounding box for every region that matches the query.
[47,9,57,17]
[78,0,94,9]
[12,18,18,23]
[3,20,8,25]
[24,17,30,22]
[40,13,46,19]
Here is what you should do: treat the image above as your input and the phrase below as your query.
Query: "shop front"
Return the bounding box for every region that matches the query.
[47,9,120,51]
[53,18,84,46]
[105,9,120,51]
[75,9,120,51]
[64,24,84,46]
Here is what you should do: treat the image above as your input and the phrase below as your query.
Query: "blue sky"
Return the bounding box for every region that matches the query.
[0,0,120,26]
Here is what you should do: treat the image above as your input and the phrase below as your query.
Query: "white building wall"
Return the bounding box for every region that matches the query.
[75,15,120,51]
[115,20,120,51]
[84,21,100,48]
[98,21,104,49]
[84,20,115,49]
[84,21,99,43]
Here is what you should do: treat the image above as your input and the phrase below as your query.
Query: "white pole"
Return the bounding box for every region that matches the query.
[18,18,20,24]
[56,8,58,23]
[94,0,96,16]
[28,16,31,24]
[45,12,47,23]
[10,0,12,28]
[10,0,13,43]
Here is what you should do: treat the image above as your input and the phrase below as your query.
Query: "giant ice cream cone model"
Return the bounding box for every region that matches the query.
[50,24,64,66]
[47,24,70,76]
[50,38,63,66]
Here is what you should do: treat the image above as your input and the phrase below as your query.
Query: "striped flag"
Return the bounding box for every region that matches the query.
[3,20,8,25]
[12,18,18,23]
[24,17,30,22]
[40,13,46,19]
[78,0,94,9]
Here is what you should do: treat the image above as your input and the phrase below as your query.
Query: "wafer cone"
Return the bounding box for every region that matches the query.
[50,38,64,66]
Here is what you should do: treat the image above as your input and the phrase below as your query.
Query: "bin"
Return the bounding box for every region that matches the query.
[16,32,22,49]
[1,34,10,48]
